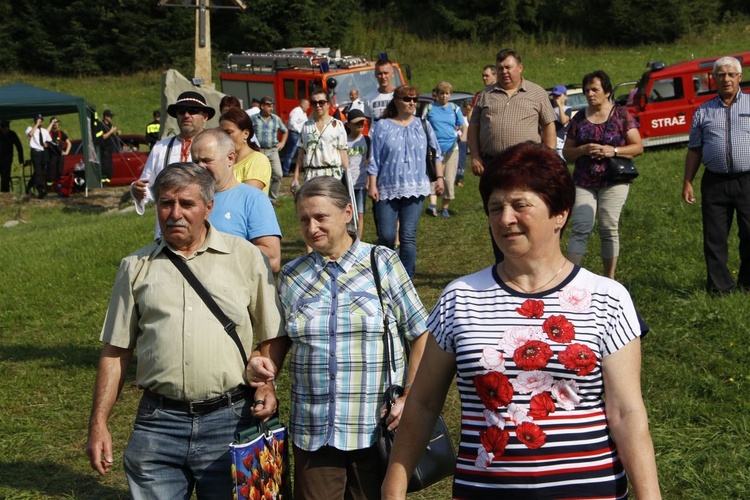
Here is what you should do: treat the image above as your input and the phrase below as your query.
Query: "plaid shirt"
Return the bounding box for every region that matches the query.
[278,240,428,451]
[251,113,287,149]
[470,78,556,156]
[688,91,750,174]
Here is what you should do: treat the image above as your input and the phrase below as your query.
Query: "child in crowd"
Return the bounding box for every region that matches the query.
[346,109,369,238]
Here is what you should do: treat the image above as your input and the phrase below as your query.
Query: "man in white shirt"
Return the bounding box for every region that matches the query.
[25,113,52,198]
[283,98,309,176]
[343,89,365,114]
[363,59,397,124]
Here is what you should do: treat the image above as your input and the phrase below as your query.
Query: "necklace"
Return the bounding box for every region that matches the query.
[502,260,569,294]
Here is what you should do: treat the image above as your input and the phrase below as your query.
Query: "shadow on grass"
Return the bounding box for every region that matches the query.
[0,461,128,499]
[0,343,100,368]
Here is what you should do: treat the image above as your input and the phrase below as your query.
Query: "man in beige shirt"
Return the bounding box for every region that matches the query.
[468,48,557,176]
[86,163,284,499]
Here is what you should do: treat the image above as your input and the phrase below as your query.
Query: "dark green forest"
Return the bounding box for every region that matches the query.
[2,0,748,75]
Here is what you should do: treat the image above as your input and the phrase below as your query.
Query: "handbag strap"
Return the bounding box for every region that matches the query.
[598,105,618,145]
[370,247,398,400]
[164,247,248,365]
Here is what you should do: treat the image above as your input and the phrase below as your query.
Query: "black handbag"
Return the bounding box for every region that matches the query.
[370,247,456,492]
[601,106,639,182]
[420,118,438,182]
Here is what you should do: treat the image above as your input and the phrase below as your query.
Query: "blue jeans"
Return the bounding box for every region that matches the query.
[282,131,300,176]
[123,393,255,500]
[374,196,424,278]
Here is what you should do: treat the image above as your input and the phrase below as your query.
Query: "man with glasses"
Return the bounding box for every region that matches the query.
[363,58,397,124]
[292,90,348,188]
[683,56,750,294]
[131,91,215,219]
[251,97,287,206]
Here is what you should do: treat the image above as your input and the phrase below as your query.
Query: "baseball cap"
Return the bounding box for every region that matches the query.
[103,109,115,117]
[551,85,567,96]
[347,109,366,124]
[153,110,161,117]
[34,113,43,121]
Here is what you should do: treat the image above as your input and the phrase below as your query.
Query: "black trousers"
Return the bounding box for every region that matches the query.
[0,158,11,192]
[700,170,750,292]
[28,149,47,196]
[46,152,64,185]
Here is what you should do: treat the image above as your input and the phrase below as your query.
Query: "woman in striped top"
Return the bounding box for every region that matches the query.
[382,142,660,499]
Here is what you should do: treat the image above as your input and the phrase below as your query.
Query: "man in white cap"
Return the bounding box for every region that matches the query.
[131,91,215,217]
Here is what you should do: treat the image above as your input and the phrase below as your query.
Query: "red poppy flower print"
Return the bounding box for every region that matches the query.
[480,425,510,458]
[516,299,544,318]
[515,421,547,450]
[543,315,575,343]
[559,343,598,376]
[513,340,553,371]
[528,392,556,419]
[473,371,514,410]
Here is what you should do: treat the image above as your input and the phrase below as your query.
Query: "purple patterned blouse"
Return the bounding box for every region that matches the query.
[566,106,639,188]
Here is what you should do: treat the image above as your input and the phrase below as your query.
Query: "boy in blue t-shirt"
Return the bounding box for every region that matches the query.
[346,109,369,238]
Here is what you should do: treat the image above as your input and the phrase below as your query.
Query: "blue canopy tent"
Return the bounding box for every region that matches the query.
[0,83,101,189]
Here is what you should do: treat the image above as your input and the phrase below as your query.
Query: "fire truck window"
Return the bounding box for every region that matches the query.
[283,80,295,100]
[693,73,713,96]
[297,80,306,100]
[648,78,683,103]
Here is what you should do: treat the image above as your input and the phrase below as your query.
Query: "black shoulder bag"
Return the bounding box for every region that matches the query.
[370,246,456,492]
[420,118,438,182]
[602,106,639,182]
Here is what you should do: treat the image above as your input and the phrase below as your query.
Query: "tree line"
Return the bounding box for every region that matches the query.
[1,0,748,76]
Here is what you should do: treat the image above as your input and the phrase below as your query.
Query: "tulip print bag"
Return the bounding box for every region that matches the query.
[231,417,291,500]
[370,247,456,492]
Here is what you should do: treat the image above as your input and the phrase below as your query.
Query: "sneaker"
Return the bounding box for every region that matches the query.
[441,208,450,218]
[426,204,438,217]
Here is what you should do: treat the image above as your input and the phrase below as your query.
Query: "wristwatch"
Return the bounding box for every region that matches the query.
[613,147,619,157]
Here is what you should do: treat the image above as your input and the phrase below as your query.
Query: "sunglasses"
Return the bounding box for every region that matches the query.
[312,99,329,107]
[176,107,203,115]
[398,96,418,103]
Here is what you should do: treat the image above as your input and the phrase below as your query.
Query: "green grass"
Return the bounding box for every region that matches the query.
[2,25,750,499]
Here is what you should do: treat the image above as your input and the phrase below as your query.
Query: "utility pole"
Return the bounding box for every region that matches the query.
[158,0,247,88]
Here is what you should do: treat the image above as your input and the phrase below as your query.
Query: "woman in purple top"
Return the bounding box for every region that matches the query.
[563,70,643,280]
[367,85,444,278]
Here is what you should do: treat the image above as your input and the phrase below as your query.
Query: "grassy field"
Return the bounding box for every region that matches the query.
[2,24,750,499]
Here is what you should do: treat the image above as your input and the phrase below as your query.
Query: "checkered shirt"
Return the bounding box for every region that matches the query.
[251,113,287,149]
[689,91,750,174]
[277,240,428,451]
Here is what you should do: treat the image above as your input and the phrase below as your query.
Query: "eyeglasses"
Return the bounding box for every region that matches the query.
[176,107,203,115]
[311,99,329,107]
[261,102,274,106]
[398,96,418,103]
[716,72,741,79]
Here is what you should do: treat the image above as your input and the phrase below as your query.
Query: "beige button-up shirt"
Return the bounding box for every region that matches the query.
[100,223,285,401]
[470,78,556,157]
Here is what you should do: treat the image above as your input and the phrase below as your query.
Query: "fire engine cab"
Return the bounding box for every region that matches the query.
[219,47,408,123]
[614,51,750,147]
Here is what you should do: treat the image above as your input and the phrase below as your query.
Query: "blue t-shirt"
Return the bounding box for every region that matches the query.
[209,183,282,241]
[426,103,464,153]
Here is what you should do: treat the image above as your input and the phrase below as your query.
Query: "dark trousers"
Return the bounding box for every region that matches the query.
[282,131,300,176]
[28,149,47,196]
[0,158,11,192]
[46,152,63,186]
[100,150,113,180]
[293,444,383,500]
[701,170,750,292]
[480,152,505,264]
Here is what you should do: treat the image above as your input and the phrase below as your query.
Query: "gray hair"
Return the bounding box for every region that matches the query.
[295,176,356,238]
[194,128,235,157]
[713,56,742,74]
[152,162,216,206]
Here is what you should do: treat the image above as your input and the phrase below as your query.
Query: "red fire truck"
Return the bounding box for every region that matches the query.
[614,51,750,147]
[219,47,409,123]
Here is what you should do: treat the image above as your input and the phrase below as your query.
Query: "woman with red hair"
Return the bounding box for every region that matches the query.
[383,142,660,500]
